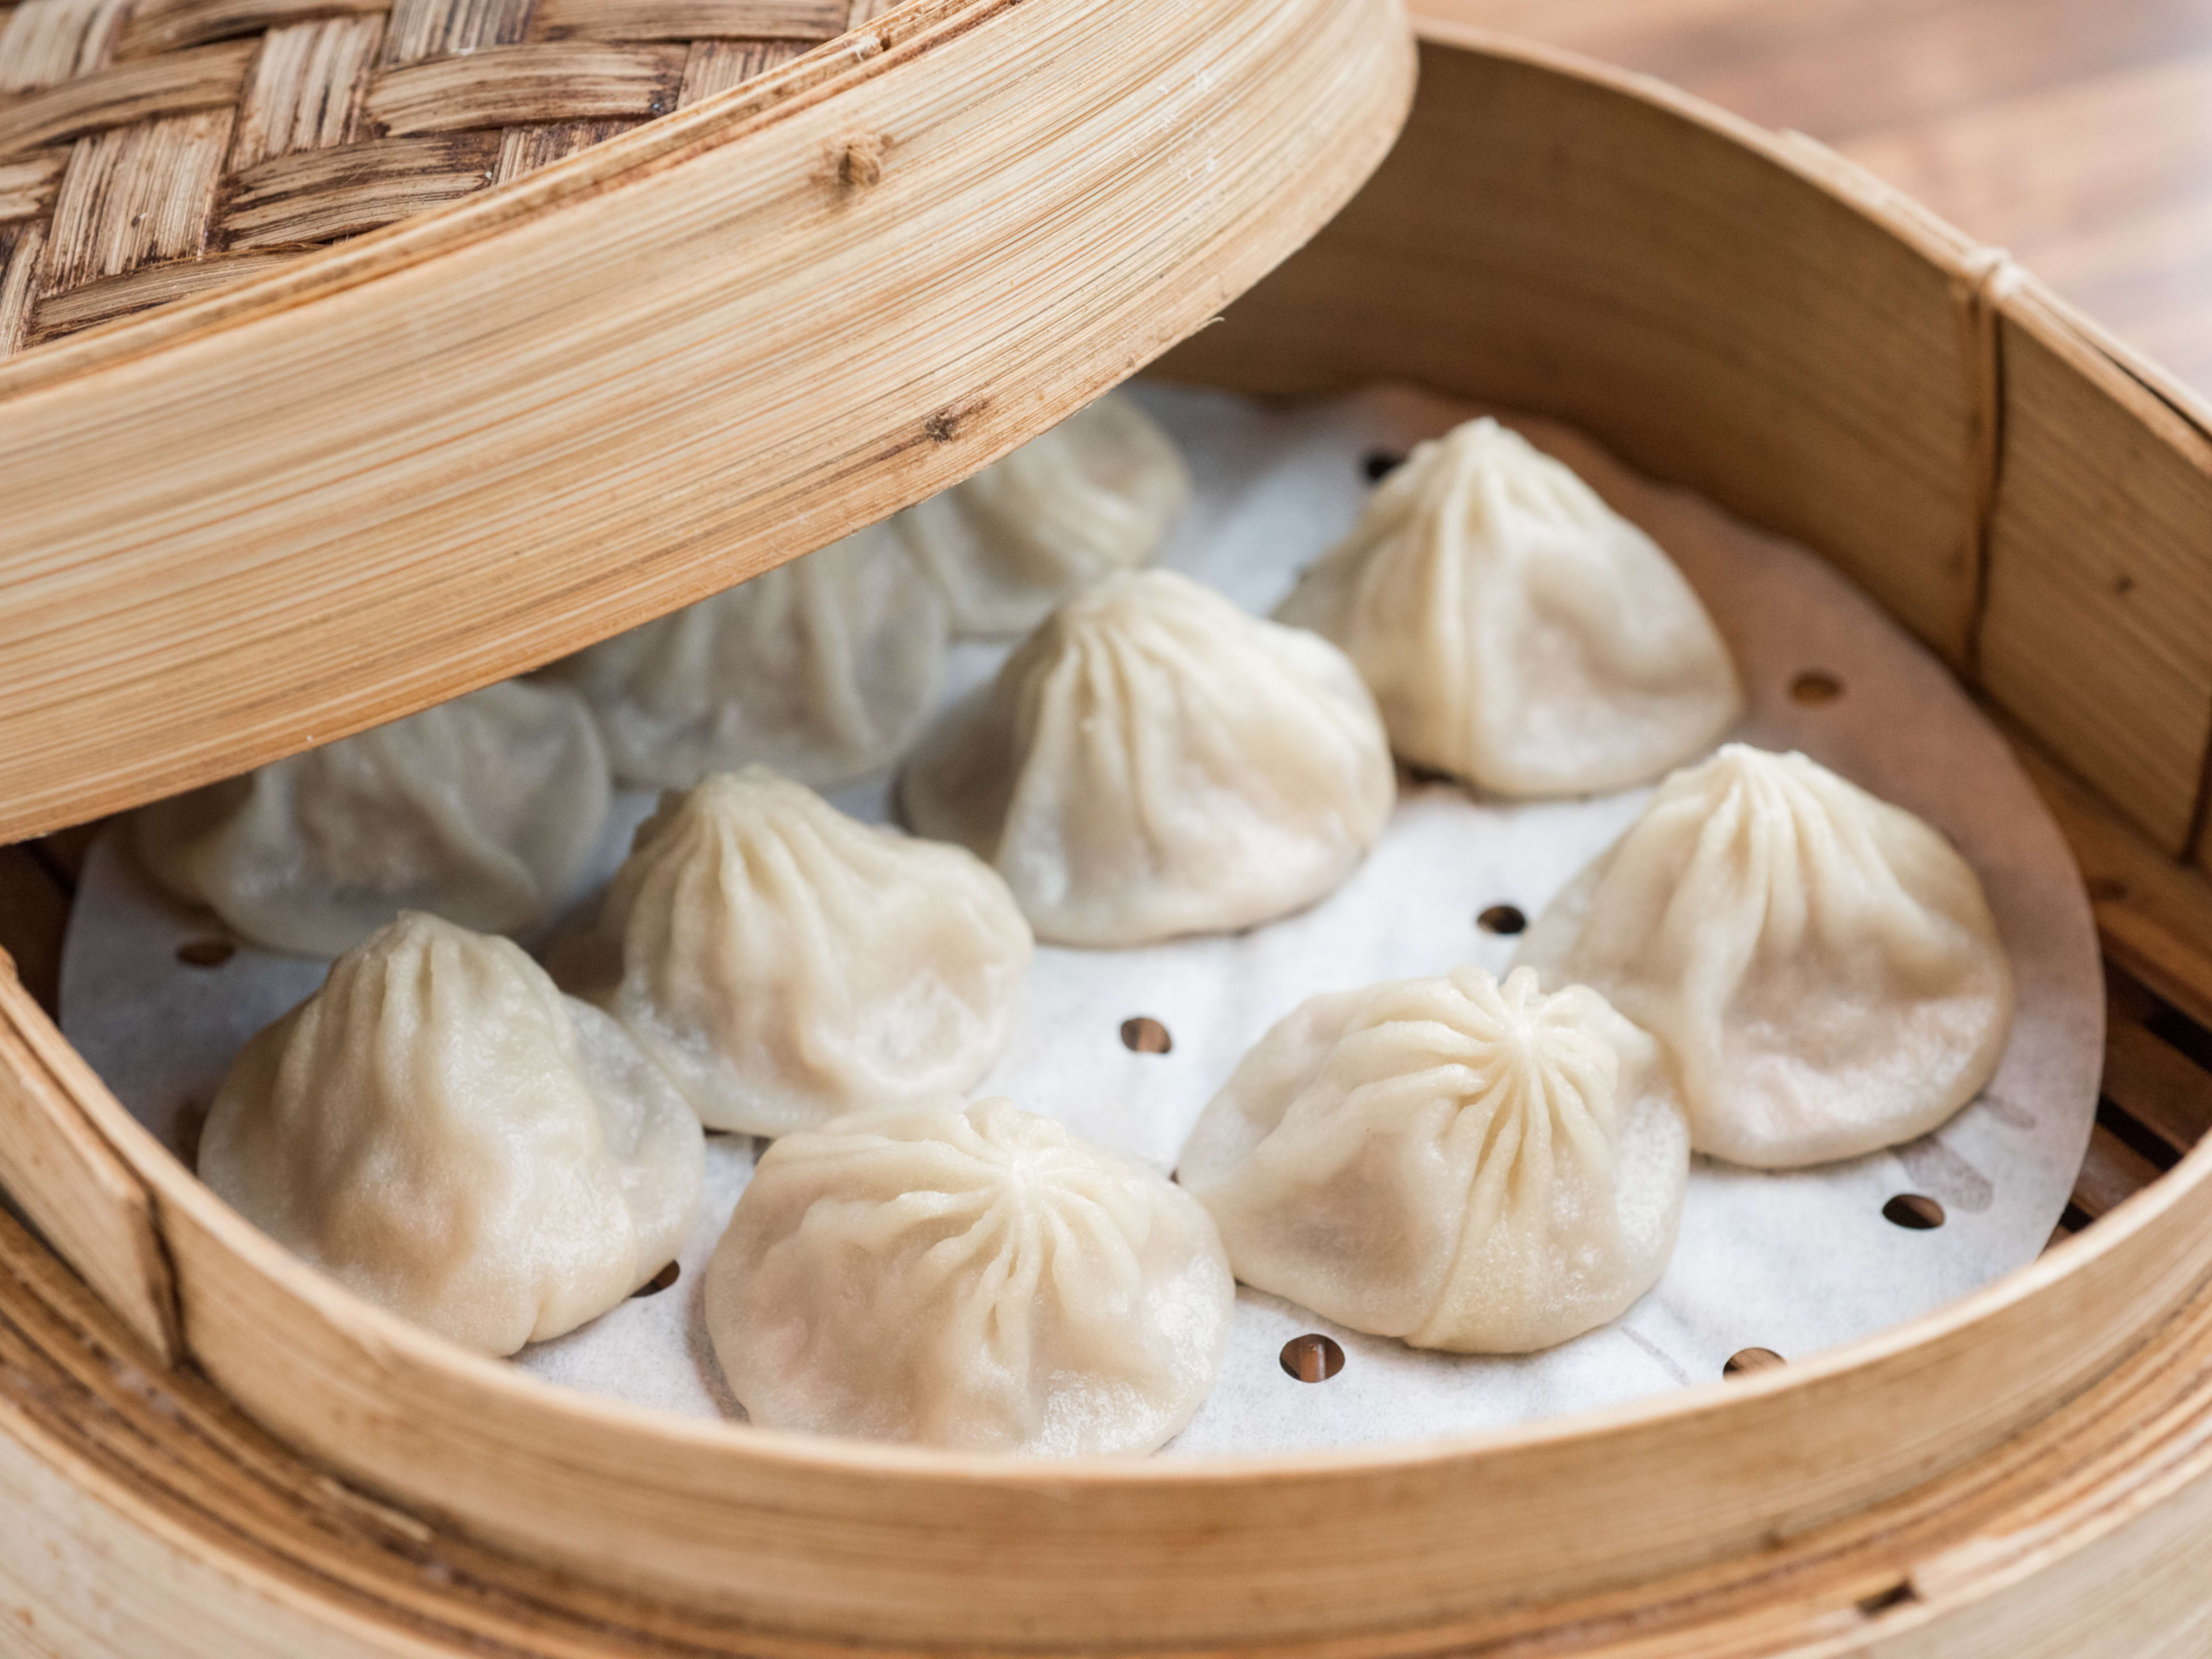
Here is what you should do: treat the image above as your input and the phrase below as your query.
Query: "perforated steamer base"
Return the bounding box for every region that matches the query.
[53,381,2106,1449]
[9,18,2212,1658]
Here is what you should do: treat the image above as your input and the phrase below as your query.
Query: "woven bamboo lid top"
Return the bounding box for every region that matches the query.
[0,0,882,355]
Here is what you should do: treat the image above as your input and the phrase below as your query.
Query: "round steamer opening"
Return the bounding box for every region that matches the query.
[1281,1334,1347,1382]
[63,380,2102,1457]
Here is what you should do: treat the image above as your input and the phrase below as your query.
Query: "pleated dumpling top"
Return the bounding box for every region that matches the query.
[897,391,1191,639]
[135,680,609,957]
[1178,965,1687,1354]
[1513,745,2014,1168]
[707,1097,1233,1455]
[200,912,703,1355]
[556,768,1032,1137]
[546,524,948,791]
[1278,417,1741,797]
[900,569,1395,948]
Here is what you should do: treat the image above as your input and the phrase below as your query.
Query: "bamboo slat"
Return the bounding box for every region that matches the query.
[1980,283,2212,857]
[0,147,65,215]
[0,218,41,350]
[0,963,177,1362]
[218,134,497,249]
[26,243,283,335]
[2072,1124,2164,1221]
[2015,734,2212,1033]
[2101,1018,2212,1160]
[0,39,251,157]
[37,106,232,289]
[361,43,683,134]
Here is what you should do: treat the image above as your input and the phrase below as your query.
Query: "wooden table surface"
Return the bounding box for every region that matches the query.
[1416,0,2212,399]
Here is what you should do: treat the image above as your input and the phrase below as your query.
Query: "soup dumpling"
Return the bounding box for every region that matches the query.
[1277,416,1741,796]
[1512,745,2014,1168]
[896,391,1190,639]
[134,680,609,958]
[555,768,1032,1137]
[1177,965,1687,1354]
[900,569,1395,948]
[199,912,703,1355]
[706,1097,1233,1454]
[545,524,948,791]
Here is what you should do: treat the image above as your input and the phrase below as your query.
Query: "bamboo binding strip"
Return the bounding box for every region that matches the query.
[0,0,887,354]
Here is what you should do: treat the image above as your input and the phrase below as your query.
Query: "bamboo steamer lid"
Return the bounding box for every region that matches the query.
[0,0,1418,843]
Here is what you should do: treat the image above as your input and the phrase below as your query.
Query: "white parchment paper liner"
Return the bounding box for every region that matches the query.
[60,383,2101,1455]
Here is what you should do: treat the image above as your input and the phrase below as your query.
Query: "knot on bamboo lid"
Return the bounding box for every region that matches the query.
[839,131,888,190]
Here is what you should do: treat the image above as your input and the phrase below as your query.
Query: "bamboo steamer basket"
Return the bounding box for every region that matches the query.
[7,9,2212,1656]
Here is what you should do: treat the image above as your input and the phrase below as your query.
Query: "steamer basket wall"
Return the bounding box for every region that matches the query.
[6,19,2212,1659]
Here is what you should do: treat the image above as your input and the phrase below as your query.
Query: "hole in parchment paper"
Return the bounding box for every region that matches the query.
[1280,1334,1344,1383]
[1790,670,1844,704]
[177,938,235,967]
[1362,450,1404,482]
[1883,1193,1945,1230]
[1120,1016,1172,1055]
[1477,904,1527,935]
[632,1262,680,1297]
[1724,1346,1785,1379]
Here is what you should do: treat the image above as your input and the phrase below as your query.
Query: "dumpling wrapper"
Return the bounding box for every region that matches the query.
[199,912,703,1355]
[1277,416,1743,796]
[133,680,610,958]
[1178,965,1688,1354]
[896,391,1190,639]
[554,768,1032,1137]
[544,524,948,791]
[1513,744,2016,1168]
[706,1097,1234,1455]
[900,568,1395,948]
